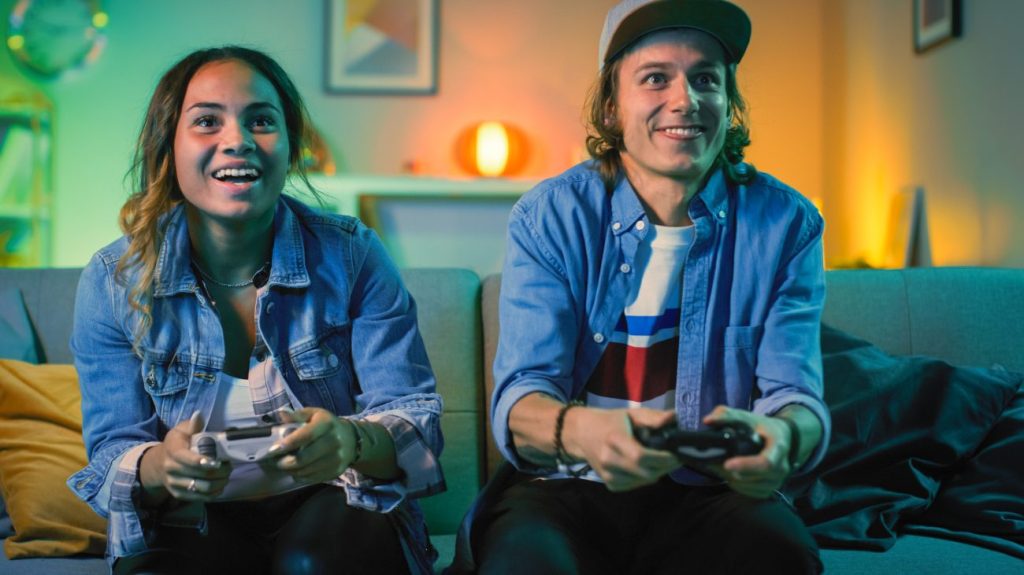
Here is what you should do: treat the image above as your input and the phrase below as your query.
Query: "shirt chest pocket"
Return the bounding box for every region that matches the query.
[721,325,764,407]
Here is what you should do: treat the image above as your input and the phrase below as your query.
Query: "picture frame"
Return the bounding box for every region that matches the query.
[324,0,438,94]
[914,0,962,53]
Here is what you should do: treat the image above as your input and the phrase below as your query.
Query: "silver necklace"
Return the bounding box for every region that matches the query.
[192,259,270,289]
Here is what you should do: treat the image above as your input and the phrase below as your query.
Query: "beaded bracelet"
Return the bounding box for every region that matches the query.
[554,400,585,474]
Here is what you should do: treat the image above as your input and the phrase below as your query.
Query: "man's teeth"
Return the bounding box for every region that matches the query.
[213,168,261,179]
[663,127,703,136]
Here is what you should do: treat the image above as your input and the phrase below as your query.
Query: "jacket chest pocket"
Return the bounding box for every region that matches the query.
[141,352,190,423]
[288,331,356,407]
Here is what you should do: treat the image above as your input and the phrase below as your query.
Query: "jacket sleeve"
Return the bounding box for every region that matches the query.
[339,226,445,510]
[67,251,161,559]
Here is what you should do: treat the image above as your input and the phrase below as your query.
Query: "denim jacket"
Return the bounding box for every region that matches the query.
[492,162,831,481]
[68,195,444,573]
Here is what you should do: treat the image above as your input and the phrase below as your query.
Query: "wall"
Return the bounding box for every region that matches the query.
[824,0,1024,267]
[0,0,829,267]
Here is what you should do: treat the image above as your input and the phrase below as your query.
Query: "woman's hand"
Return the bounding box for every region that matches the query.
[701,405,792,499]
[270,407,363,483]
[139,412,232,505]
[565,406,680,492]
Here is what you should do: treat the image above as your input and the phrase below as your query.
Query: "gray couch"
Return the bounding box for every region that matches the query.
[1,266,1022,573]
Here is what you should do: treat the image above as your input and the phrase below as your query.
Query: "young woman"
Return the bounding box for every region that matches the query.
[68,46,443,575]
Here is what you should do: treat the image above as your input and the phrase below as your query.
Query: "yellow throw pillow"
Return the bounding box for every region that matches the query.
[0,359,106,558]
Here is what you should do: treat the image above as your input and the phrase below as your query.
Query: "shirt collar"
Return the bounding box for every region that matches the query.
[608,166,731,235]
[609,172,647,236]
[153,197,310,297]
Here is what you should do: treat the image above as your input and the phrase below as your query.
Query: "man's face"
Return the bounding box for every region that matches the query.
[613,28,730,188]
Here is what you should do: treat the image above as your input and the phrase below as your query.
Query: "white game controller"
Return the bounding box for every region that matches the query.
[190,423,302,463]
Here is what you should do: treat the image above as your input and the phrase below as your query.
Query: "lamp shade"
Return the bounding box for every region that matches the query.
[455,121,527,177]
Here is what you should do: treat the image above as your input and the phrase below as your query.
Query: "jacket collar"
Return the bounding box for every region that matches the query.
[153,196,311,297]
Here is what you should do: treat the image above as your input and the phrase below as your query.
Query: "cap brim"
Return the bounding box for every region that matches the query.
[603,1,751,65]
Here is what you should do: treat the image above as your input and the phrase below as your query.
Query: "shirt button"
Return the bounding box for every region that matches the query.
[718,210,727,219]
[636,221,646,230]
[593,333,605,343]
[685,320,697,332]
[255,351,267,362]
[328,354,340,368]
[612,222,622,231]
[620,263,631,274]
[265,302,275,314]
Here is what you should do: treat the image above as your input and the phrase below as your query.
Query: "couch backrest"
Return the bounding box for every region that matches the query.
[821,267,1024,372]
[479,266,1024,478]
[0,266,485,537]
[0,267,82,364]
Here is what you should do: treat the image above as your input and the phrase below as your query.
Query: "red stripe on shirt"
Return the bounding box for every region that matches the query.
[586,336,679,402]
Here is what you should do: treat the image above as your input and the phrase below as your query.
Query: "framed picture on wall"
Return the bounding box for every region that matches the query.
[914,0,962,53]
[324,0,438,94]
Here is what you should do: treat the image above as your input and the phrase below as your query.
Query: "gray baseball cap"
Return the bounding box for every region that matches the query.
[598,0,752,68]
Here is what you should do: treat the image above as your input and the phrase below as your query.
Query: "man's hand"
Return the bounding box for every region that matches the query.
[701,406,792,498]
[564,406,680,492]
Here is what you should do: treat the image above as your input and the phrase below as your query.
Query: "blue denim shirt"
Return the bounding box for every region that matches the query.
[68,195,444,573]
[492,162,830,481]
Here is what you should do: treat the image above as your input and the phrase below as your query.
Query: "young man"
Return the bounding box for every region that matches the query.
[459,1,830,573]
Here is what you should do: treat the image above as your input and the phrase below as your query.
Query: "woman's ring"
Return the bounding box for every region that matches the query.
[187,479,197,493]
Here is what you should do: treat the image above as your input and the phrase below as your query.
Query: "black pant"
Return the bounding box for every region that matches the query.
[472,473,822,575]
[114,485,410,575]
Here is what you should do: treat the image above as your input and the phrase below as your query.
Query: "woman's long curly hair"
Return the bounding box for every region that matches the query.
[116,46,320,349]
[584,52,756,191]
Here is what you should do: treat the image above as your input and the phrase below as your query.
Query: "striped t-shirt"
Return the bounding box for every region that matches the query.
[585,224,694,411]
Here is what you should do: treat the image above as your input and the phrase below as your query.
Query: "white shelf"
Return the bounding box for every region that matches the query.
[296,174,540,276]
[304,174,538,217]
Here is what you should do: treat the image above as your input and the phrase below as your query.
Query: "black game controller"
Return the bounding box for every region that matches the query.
[633,422,763,465]
[191,423,302,463]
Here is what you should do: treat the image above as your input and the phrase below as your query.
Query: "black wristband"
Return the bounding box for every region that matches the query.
[554,400,584,474]
[347,419,363,465]
[781,417,801,469]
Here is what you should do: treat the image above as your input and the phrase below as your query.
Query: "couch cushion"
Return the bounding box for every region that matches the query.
[821,269,912,357]
[0,288,38,364]
[820,534,1024,575]
[902,268,1024,373]
[0,268,82,364]
[401,269,484,535]
[0,360,106,558]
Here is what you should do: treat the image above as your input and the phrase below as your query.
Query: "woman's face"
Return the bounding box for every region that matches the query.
[173,58,289,225]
